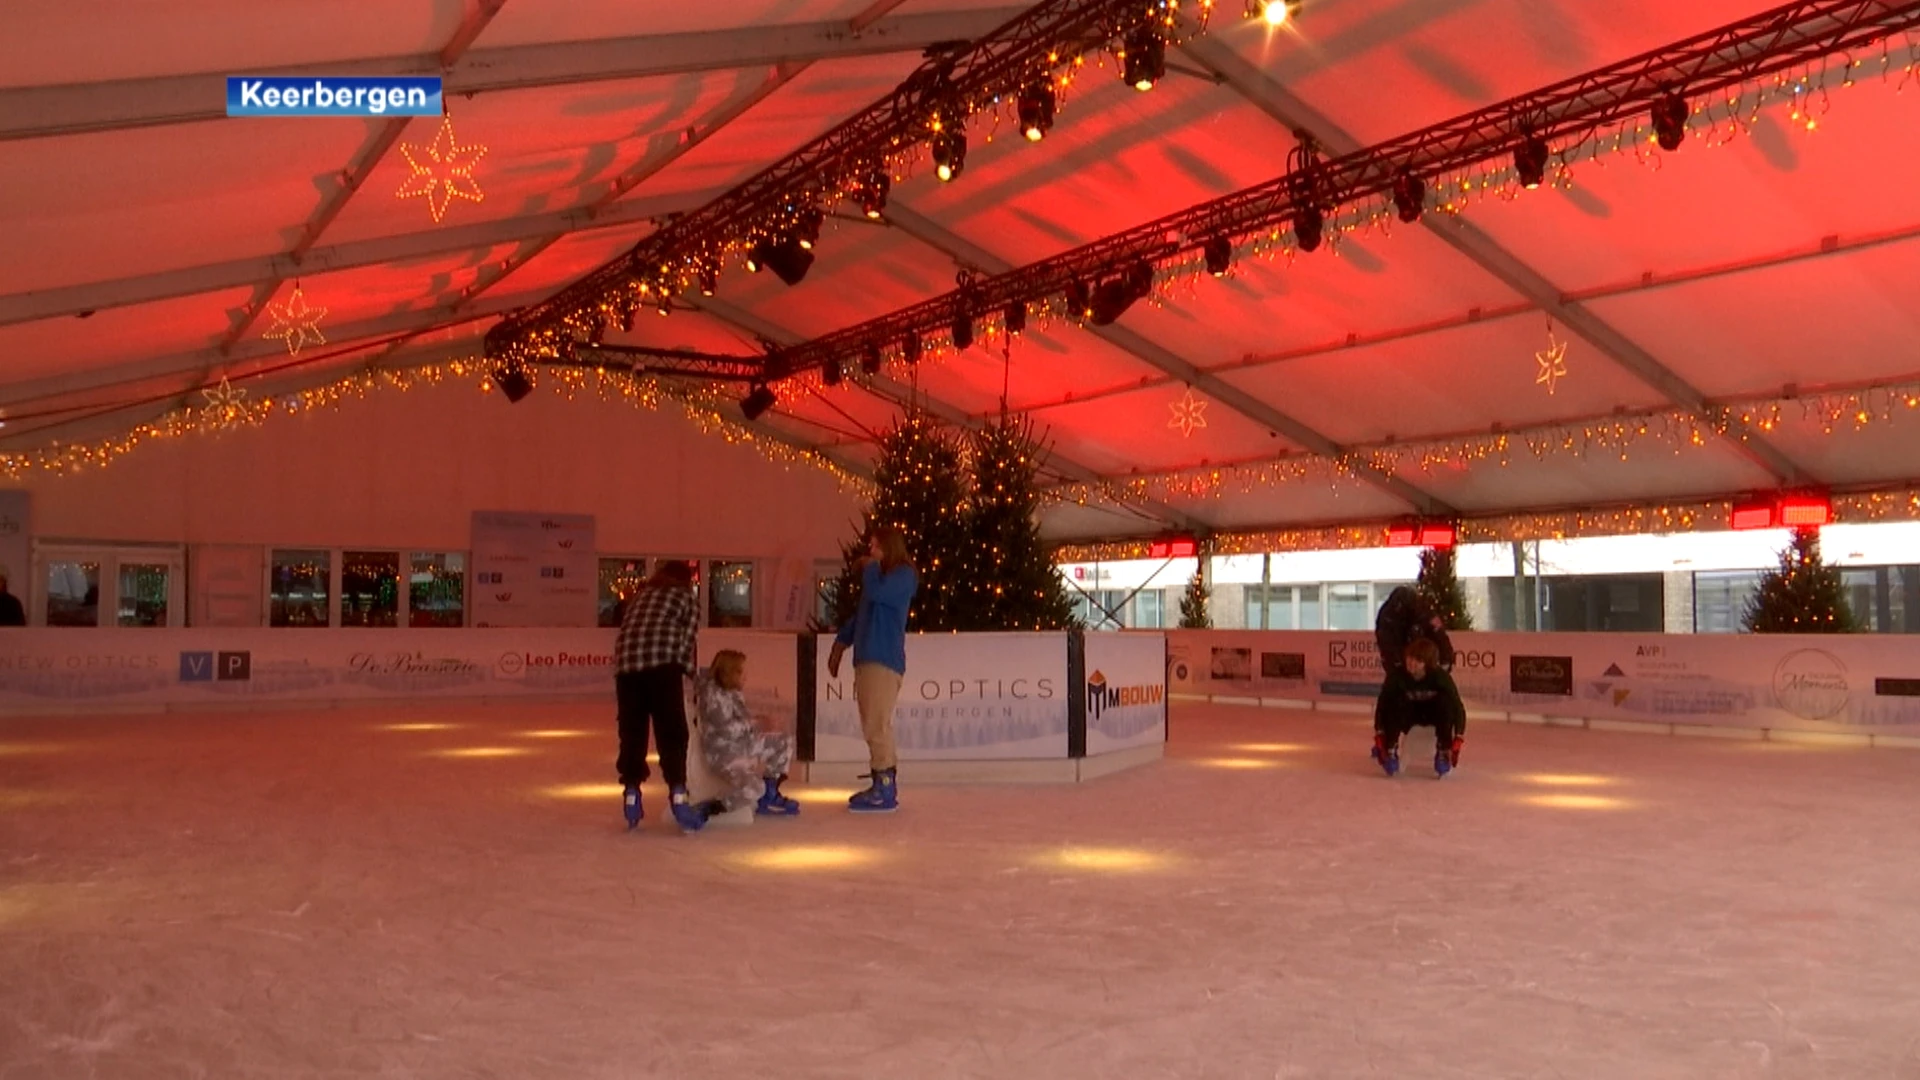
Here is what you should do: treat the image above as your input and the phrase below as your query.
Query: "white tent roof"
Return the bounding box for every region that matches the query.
[3,0,1917,545]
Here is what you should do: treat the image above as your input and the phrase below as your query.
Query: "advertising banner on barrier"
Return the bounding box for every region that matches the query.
[468,511,596,628]
[1167,629,1920,736]
[0,628,793,717]
[1084,632,1168,754]
[813,633,1071,762]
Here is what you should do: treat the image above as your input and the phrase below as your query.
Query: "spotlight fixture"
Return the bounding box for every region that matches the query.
[1017,79,1057,142]
[862,343,883,375]
[617,297,638,333]
[1652,91,1689,151]
[1004,299,1027,335]
[1088,279,1134,326]
[1245,0,1301,26]
[490,364,533,404]
[1294,204,1324,252]
[1391,169,1426,223]
[1125,260,1154,300]
[1122,25,1166,92]
[763,237,814,286]
[697,265,717,297]
[655,295,671,317]
[794,206,823,250]
[931,129,967,182]
[1064,279,1091,319]
[859,169,891,219]
[822,359,842,387]
[1203,235,1233,277]
[951,310,974,351]
[902,333,921,364]
[740,383,778,422]
[1514,133,1549,189]
[745,240,772,273]
[586,317,607,346]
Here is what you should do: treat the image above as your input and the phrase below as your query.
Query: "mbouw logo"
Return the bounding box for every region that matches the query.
[1086,670,1163,720]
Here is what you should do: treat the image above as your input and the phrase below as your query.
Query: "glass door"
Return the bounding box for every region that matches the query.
[34,543,184,628]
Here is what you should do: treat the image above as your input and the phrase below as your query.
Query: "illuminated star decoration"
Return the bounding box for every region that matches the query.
[1169,386,1209,437]
[395,117,487,223]
[1536,328,1570,395]
[260,287,328,356]
[199,377,253,429]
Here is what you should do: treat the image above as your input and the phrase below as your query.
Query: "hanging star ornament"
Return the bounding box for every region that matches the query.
[260,287,328,356]
[395,116,487,223]
[1169,386,1209,437]
[1536,328,1570,395]
[200,377,253,429]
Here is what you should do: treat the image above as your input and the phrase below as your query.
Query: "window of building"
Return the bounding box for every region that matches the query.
[341,551,400,628]
[597,558,648,628]
[1134,590,1166,628]
[1489,573,1663,632]
[1326,582,1371,630]
[45,559,100,627]
[1244,585,1293,629]
[115,562,171,628]
[708,560,753,628]
[1694,570,1763,633]
[270,549,331,628]
[409,553,465,628]
[1072,589,1128,630]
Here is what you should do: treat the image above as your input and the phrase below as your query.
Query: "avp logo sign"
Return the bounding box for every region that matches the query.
[1085,669,1164,720]
[179,651,251,682]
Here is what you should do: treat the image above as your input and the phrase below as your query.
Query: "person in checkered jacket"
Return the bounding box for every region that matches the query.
[613,560,705,832]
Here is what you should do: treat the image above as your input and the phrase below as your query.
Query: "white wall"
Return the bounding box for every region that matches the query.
[17,379,862,560]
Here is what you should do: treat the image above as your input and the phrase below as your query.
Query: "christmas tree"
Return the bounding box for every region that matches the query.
[1743,527,1858,633]
[828,410,971,632]
[1178,565,1211,629]
[1416,547,1474,630]
[957,413,1078,630]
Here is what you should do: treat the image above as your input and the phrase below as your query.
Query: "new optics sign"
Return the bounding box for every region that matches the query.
[226,76,443,117]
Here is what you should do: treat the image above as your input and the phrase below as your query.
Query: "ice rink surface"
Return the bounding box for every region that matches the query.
[3,701,1918,1079]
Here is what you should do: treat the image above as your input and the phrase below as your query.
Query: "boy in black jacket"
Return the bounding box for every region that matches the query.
[1372,638,1467,778]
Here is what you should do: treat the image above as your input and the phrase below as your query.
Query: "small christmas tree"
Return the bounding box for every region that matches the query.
[829,410,972,632]
[1416,547,1474,631]
[958,414,1078,630]
[1743,527,1858,633]
[1178,565,1211,629]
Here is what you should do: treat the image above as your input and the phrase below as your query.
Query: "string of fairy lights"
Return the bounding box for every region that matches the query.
[0,360,874,495]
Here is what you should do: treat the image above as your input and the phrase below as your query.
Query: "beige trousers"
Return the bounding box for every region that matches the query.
[853,662,904,770]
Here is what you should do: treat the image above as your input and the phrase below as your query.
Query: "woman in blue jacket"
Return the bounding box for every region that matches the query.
[828,527,917,812]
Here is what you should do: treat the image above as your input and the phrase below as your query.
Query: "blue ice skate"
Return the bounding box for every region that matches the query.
[622,785,643,830]
[848,768,899,813]
[756,776,801,816]
[668,788,707,832]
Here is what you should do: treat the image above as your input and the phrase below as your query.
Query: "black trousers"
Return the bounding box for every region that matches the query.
[614,666,689,789]
[1376,706,1459,750]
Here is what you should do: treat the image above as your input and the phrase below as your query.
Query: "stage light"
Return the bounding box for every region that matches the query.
[1089,276,1137,326]
[903,333,922,364]
[1246,0,1301,26]
[951,310,974,351]
[763,238,814,286]
[1294,204,1323,252]
[1515,133,1549,189]
[859,169,890,218]
[861,343,883,375]
[822,358,842,386]
[729,844,876,871]
[697,265,717,297]
[740,383,778,421]
[1064,279,1091,319]
[1004,299,1027,335]
[932,129,966,182]
[1123,25,1166,91]
[617,298,638,333]
[1392,169,1426,223]
[745,240,772,273]
[1018,80,1056,141]
[1203,235,1233,277]
[1652,91,1689,151]
[490,364,533,404]
[794,206,823,250]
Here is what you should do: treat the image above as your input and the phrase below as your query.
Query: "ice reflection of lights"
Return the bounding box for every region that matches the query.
[0,742,67,756]
[1197,757,1282,770]
[1516,773,1618,788]
[1232,742,1309,754]
[729,846,876,872]
[1039,847,1172,873]
[380,722,456,732]
[517,729,592,739]
[540,783,625,801]
[1519,794,1631,811]
[784,787,858,805]
[433,746,533,759]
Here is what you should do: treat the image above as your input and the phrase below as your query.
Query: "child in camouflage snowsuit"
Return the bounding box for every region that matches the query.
[695,650,800,816]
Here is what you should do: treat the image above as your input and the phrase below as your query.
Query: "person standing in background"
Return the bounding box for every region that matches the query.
[613,561,705,832]
[0,567,24,626]
[828,527,917,813]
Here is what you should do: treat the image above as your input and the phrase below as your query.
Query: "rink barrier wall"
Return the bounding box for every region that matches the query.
[1167,628,1920,748]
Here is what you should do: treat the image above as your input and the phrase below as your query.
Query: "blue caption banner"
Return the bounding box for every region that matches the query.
[226,76,443,117]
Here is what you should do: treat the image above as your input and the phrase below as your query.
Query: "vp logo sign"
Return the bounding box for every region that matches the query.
[179,651,252,682]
